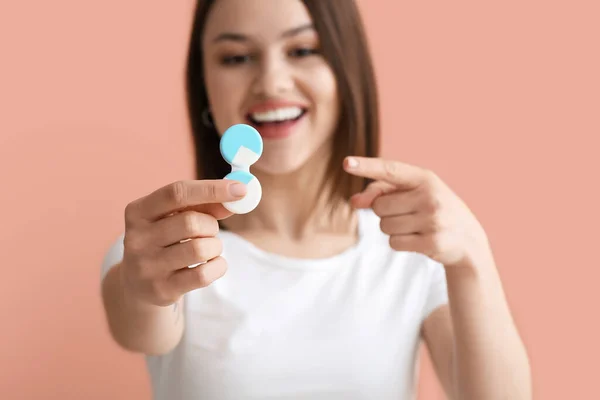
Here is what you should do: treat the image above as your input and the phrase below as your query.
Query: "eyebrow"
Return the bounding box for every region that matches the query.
[212,23,314,43]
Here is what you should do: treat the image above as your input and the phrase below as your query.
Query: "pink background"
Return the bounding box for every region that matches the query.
[1,1,598,399]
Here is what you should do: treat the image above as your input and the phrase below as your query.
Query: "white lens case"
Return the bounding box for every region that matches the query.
[220,124,263,214]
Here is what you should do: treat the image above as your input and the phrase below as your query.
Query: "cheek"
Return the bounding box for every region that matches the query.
[204,66,248,128]
[305,65,339,126]
[314,65,337,99]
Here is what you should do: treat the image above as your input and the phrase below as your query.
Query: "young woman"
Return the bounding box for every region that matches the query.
[100,1,532,399]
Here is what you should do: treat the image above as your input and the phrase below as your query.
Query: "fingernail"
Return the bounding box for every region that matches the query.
[229,182,247,196]
[346,157,359,169]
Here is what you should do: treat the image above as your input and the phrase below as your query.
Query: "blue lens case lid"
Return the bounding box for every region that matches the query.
[220,124,263,168]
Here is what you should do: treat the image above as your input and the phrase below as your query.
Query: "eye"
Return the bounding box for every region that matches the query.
[289,47,319,58]
[221,54,253,65]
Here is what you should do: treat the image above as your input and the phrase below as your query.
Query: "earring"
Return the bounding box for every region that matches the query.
[202,108,214,128]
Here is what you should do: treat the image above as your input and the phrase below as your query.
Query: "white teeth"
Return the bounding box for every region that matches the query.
[251,107,304,123]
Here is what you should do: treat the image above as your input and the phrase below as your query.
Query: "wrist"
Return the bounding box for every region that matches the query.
[444,242,496,282]
[117,262,183,312]
[116,262,154,310]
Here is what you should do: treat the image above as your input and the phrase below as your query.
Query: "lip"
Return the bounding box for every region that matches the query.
[244,99,309,140]
[246,114,306,140]
[242,101,307,140]
[246,99,309,114]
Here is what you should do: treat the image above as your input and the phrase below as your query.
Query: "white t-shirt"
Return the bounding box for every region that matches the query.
[101,209,449,400]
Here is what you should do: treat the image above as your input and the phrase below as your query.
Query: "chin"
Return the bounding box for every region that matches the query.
[253,154,309,176]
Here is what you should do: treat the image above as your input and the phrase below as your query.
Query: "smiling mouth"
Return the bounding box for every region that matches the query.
[246,106,307,126]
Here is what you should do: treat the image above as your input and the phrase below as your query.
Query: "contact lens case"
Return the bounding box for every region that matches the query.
[220,124,263,214]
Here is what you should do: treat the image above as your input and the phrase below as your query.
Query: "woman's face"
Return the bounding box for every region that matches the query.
[202,0,339,175]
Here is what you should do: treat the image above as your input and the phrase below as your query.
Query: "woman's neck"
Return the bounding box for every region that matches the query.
[222,148,356,241]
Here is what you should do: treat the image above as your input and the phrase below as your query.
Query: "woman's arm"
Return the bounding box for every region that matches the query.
[422,254,532,400]
[100,179,245,355]
[101,262,184,355]
[343,156,532,399]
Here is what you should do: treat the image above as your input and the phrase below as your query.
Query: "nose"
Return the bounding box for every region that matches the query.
[251,52,294,97]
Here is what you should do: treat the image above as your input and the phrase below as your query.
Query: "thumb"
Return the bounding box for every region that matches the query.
[350,181,396,209]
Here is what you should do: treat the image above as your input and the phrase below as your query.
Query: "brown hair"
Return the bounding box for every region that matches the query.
[185,0,379,215]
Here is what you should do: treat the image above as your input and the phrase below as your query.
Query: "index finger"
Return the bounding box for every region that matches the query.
[128,179,247,222]
[343,156,425,189]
